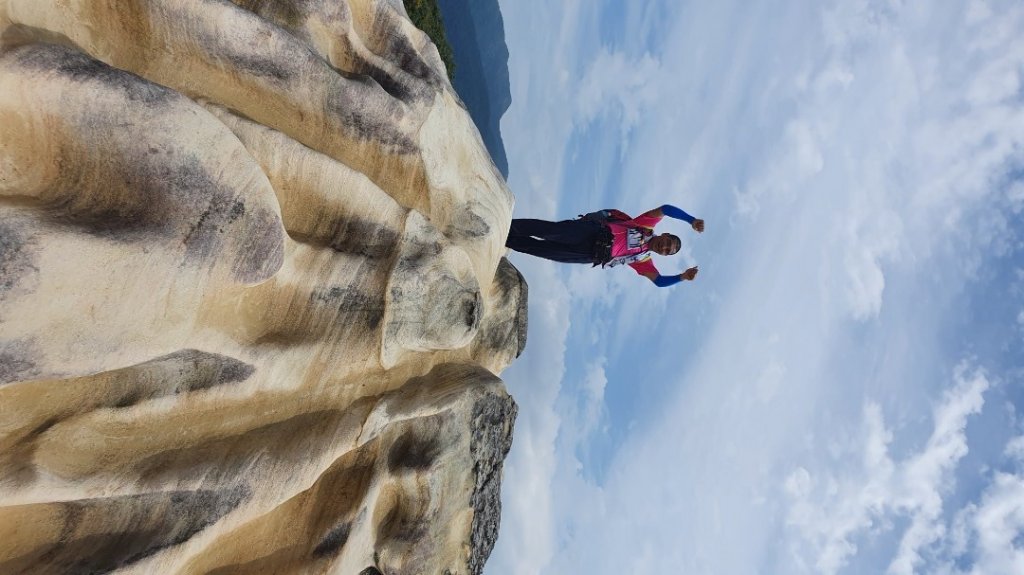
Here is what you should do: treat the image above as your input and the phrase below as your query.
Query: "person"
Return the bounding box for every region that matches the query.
[505,204,704,287]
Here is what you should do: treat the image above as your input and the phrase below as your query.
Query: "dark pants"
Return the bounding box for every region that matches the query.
[505,218,603,264]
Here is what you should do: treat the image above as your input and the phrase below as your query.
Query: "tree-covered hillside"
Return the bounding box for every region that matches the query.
[403,0,456,80]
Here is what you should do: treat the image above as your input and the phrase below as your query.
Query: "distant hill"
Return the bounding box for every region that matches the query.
[436,0,511,178]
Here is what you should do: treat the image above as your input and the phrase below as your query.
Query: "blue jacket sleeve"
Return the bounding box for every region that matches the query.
[652,274,683,287]
[661,204,696,224]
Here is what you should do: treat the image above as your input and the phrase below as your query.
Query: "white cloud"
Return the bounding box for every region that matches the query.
[969,472,1024,575]
[579,358,608,435]
[786,467,814,498]
[966,0,994,24]
[785,403,895,574]
[575,48,662,141]
[924,434,1024,575]
[739,0,1024,320]
[782,367,990,575]
[840,242,890,320]
[889,368,989,575]
[754,358,786,403]
[1008,181,1024,214]
[1005,436,1024,461]
[733,119,825,220]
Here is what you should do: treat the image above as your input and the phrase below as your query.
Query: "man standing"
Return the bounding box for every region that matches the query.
[505,204,704,287]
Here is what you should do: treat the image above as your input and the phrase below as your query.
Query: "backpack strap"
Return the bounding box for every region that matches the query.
[575,209,636,267]
[577,208,632,223]
[604,209,631,222]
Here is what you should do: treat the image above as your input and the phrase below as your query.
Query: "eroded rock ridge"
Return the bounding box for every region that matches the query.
[0,1,523,573]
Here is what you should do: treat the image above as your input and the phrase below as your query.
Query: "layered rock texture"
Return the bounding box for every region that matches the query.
[0,1,524,573]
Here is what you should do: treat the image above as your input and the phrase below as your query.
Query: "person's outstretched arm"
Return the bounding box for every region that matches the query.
[641,204,704,232]
[639,266,699,287]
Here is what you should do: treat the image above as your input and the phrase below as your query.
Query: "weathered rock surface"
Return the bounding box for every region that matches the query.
[0,1,523,573]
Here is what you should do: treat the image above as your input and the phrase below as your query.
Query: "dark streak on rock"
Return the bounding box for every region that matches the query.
[311,286,385,331]
[389,271,481,344]
[210,0,419,154]
[394,240,442,272]
[240,0,440,105]
[324,85,419,155]
[7,44,282,279]
[312,521,351,558]
[113,390,143,409]
[192,0,305,83]
[0,220,38,299]
[128,349,255,398]
[229,205,284,284]
[229,0,309,30]
[446,205,491,240]
[462,290,482,329]
[136,349,256,397]
[0,350,254,488]
[13,43,173,105]
[351,57,423,104]
[42,203,160,241]
[291,217,401,261]
[121,156,281,281]
[28,417,59,438]
[474,258,528,359]
[0,414,57,488]
[467,391,517,575]
[178,164,246,259]
[387,433,442,472]
[375,494,430,544]
[135,409,344,486]
[380,15,444,90]
[0,486,249,574]
[327,217,402,260]
[2,348,251,403]
[0,338,39,385]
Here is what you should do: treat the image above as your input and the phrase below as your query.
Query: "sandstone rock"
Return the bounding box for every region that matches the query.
[0,1,524,573]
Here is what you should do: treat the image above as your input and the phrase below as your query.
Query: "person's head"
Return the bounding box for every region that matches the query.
[649,233,681,256]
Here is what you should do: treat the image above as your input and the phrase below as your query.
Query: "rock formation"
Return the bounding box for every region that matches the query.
[0,1,525,573]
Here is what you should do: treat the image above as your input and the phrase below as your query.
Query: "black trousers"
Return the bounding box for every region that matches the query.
[505,218,603,264]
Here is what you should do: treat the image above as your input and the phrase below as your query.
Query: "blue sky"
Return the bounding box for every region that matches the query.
[487,0,1024,573]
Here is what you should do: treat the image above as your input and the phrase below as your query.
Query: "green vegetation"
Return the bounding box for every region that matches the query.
[403,0,456,81]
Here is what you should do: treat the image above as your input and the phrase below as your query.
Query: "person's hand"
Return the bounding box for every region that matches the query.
[692,219,705,233]
[680,266,699,281]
